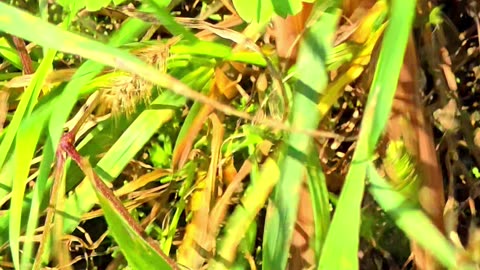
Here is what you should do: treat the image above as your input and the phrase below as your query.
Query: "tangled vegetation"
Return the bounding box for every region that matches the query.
[0,0,479,269]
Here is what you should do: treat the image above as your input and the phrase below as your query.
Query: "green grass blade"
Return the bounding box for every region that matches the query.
[10,115,47,269]
[231,221,257,270]
[160,163,196,254]
[18,49,57,269]
[171,66,214,161]
[8,49,56,269]
[0,3,156,79]
[262,2,340,269]
[0,3,255,121]
[211,158,280,270]
[96,187,175,270]
[318,158,367,270]
[0,154,14,201]
[144,0,197,42]
[0,90,62,245]
[28,138,56,268]
[169,41,267,67]
[318,0,417,269]
[0,37,23,70]
[306,151,330,261]
[367,163,459,269]
[0,44,52,170]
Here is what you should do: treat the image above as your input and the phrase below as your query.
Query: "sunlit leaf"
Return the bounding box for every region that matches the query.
[262,2,340,269]
[319,0,417,269]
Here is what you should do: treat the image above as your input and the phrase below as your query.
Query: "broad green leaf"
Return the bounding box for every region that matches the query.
[271,0,303,18]
[319,0,417,269]
[113,0,128,4]
[232,0,274,24]
[55,0,86,17]
[85,0,111,12]
[262,2,340,269]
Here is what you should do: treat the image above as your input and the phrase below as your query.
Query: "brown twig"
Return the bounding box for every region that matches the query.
[57,130,179,269]
[0,36,35,132]
[12,36,34,75]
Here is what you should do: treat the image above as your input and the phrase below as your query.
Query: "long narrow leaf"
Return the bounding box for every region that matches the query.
[0,3,249,121]
[19,49,57,269]
[306,150,330,262]
[319,0,417,268]
[212,158,280,270]
[367,163,459,269]
[8,49,56,269]
[262,2,340,269]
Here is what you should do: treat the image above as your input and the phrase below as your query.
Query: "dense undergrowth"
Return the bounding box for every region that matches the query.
[0,0,479,269]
